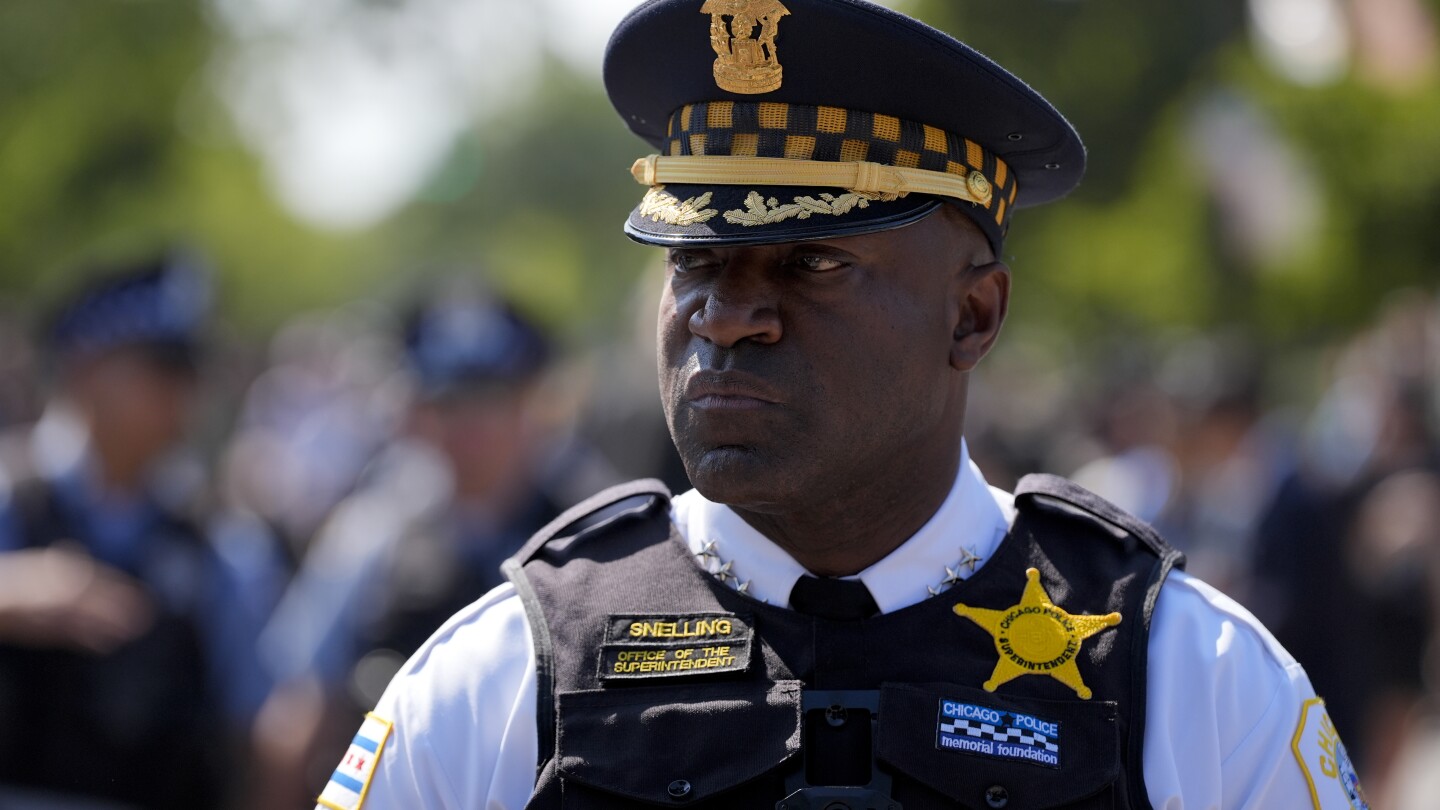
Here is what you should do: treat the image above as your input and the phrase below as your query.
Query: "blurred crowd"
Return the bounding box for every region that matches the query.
[1,251,1439,808]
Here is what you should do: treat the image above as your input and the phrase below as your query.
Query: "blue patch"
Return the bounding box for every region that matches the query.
[352,733,379,754]
[935,699,1061,769]
[1336,737,1368,810]
[328,771,365,794]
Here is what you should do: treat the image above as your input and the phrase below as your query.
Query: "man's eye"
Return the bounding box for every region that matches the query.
[793,255,844,273]
[669,252,712,272]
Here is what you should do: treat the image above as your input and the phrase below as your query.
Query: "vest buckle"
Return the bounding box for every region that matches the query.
[778,690,900,810]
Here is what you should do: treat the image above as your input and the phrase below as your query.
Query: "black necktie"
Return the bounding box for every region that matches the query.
[788,575,880,621]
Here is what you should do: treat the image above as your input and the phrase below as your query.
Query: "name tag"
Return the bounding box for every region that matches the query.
[598,613,753,682]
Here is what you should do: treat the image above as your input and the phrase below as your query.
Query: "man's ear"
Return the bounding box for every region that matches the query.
[950,262,1010,372]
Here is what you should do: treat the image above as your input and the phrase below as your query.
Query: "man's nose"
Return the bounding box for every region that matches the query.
[687,265,783,348]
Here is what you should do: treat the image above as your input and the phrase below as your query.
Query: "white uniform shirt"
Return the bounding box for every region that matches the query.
[319,444,1357,810]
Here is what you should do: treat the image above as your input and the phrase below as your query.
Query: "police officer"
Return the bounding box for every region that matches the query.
[0,254,226,809]
[262,285,562,695]
[320,2,1364,808]
[260,286,575,808]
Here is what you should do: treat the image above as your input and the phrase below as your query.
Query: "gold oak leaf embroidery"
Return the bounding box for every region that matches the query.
[722,190,900,227]
[952,567,1121,700]
[639,186,719,226]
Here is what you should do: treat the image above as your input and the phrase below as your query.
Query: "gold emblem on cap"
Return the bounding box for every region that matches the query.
[702,0,789,94]
[952,568,1121,700]
[966,170,993,207]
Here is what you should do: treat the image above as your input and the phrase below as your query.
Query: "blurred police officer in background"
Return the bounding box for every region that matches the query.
[0,254,227,809]
[254,283,595,808]
[319,1,1365,809]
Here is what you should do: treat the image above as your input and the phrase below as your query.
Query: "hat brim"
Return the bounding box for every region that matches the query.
[624,183,946,247]
[114,339,203,376]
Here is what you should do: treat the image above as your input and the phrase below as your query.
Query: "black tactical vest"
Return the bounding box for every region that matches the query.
[505,475,1183,810]
[0,478,221,810]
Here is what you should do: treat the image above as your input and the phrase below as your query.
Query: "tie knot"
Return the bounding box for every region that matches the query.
[788,575,880,621]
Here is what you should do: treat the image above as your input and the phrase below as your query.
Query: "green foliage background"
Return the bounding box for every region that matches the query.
[1,0,1437,355]
[912,0,1440,349]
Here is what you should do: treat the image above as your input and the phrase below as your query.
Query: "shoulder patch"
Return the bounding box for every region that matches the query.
[316,713,394,810]
[1291,698,1368,810]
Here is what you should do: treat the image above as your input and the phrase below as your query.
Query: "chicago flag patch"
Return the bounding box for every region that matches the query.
[316,713,393,810]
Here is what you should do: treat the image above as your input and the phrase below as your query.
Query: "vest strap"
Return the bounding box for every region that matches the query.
[1013,473,1182,810]
[510,478,671,565]
[504,478,673,783]
[501,554,556,783]
[1014,473,1179,561]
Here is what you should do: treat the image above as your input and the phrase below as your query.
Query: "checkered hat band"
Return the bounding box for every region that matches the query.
[665,101,1018,217]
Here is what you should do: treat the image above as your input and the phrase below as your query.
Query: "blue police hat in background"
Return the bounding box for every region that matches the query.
[49,251,213,370]
[403,290,551,398]
[606,0,1086,255]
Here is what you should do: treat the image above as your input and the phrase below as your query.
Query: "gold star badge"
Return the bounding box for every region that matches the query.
[952,568,1121,700]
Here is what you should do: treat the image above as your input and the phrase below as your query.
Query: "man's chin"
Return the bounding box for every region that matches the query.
[684,445,797,511]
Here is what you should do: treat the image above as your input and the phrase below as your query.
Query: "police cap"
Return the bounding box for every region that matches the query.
[49,251,212,371]
[403,290,551,398]
[606,0,1085,255]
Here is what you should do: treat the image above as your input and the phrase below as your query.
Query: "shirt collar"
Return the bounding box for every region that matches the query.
[670,440,1016,613]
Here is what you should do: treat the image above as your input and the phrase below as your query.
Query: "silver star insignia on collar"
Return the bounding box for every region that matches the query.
[735,580,751,594]
[958,545,983,572]
[714,560,735,582]
[695,539,719,561]
[942,565,964,587]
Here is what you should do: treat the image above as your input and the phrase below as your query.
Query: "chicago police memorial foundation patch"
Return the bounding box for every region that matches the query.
[598,612,753,682]
[316,713,393,810]
[935,698,1062,769]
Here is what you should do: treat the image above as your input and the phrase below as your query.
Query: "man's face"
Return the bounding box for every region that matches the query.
[70,347,197,464]
[657,207,993,512]
[409,381,539,501]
